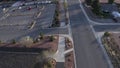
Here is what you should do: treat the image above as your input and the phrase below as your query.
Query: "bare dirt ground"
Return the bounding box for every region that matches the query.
[65,51,74,68]
[0,35,59,53]
[64,37,74,68]
[102,33,120,68]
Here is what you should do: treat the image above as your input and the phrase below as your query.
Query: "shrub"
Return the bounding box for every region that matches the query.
[64,2,67,8]
[19,36,33,47]
[104,32,111,37]
[85,0,92,5]
[108,0,114,4]
[47,62,52,68]
[51,1,60,27]
[39,33,44,39]
[49,35,55,42]
[91,0,101,15]
[11,39,16,44]
[0,40,2,44]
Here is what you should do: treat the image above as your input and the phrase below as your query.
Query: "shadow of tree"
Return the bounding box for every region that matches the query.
[34,62,44,68]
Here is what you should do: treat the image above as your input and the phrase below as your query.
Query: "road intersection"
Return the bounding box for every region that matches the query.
[0,0,120,68]
[66,0,111,68]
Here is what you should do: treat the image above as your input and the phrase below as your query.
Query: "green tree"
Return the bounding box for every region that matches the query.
[108,0,114,4]
[11,39,16,44]
[91,0,101,15]
[39,32,44,39]
[19,36,33,47]
[85,0,92,5]
[104,32,111,37]
[49,35,55,42]
[0,40,2,44]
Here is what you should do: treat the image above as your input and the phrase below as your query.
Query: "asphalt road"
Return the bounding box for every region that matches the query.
[67,0,109,68]
[0,0,118,67]
[94,25,120,32]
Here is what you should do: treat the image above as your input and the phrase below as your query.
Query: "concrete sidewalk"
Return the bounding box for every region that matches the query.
[53,35,73,62]
[53,36,65,62]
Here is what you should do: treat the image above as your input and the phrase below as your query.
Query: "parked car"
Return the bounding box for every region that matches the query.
[111,11,120,22]
[2,5,10,8]
[27,6,32,10]
[112,17,118,22]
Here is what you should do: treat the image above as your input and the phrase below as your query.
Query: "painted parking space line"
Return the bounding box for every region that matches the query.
[0,13,10,20]
[41,6,45,10]
[29,21,36,30]
[37,12,41,18]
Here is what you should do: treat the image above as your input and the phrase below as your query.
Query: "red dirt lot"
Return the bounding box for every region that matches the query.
[65,51,74,68]
[0,35,59,52]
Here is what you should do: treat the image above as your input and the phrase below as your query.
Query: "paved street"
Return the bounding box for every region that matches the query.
[94,25,120,32]
[1,0,120,68]
[67,0,110,68]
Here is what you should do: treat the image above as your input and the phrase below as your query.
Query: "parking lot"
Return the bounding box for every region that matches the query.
[0,2,56,42]
[35,4,56,28]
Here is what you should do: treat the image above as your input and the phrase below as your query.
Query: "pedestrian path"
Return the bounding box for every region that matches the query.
[53,36,65,62]
[53,35,74,62]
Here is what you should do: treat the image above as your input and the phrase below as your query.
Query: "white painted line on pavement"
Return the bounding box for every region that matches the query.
[78,0,114,68]
[29,21,36,29]
[1,13,10,20]
[65,0,77,68]
[53,36,65,62]
[37,12,41,18]
[63,48,73,54]
[90,25,114,68]
[41,6,45,10]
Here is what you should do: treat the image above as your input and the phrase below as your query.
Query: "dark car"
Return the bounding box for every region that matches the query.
[2,5,10,8]
[112,17,118,22]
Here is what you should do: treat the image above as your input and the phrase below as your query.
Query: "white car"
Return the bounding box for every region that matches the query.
[18,7,22,9]
[111,11,120,22]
